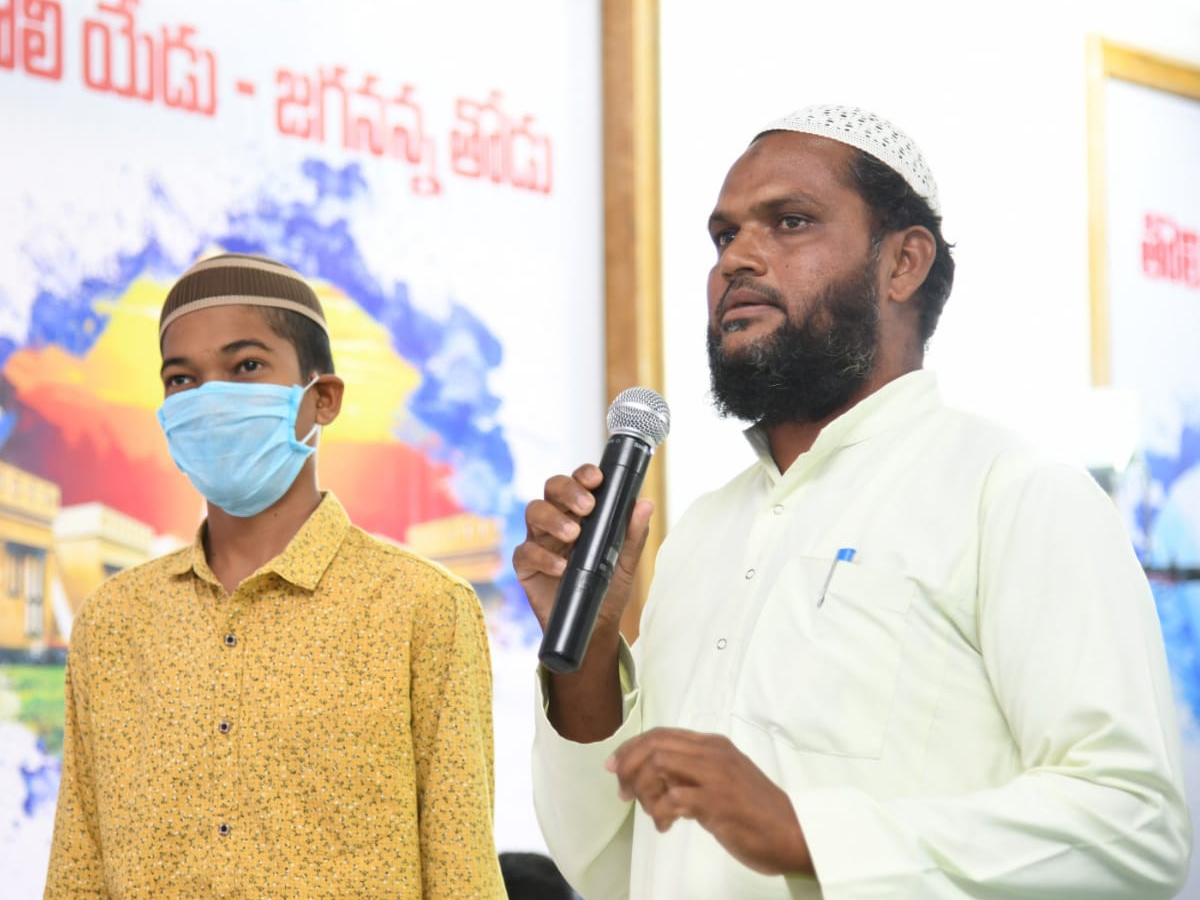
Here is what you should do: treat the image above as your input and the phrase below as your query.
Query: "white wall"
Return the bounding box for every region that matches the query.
[658,0,1200,523]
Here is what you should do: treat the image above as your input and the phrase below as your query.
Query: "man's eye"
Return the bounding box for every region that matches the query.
[713,229,736,247]
[164,374,190,388]
[780,215,809,229]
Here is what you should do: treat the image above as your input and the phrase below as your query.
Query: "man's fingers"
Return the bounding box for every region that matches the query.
[651,808,679,833]
[640,782,713,834]
[512,539,567,582]
[610,728,711,778]
[518,469,601,555]
[622,753,695,806]
[570,462,605,490]
[610,730,713,802]
[544,472,597,519]
[522,497,581,548]
[613,499,655,582]
[650,783,703,832]
[607,728,810,874]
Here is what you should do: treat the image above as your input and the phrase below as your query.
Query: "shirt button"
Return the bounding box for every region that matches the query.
[223,634,237,648]
[218,720,232,734]
[773,504,784,515]
[716,638,728,650]
[218,823,231,836]
[745,569,756,579]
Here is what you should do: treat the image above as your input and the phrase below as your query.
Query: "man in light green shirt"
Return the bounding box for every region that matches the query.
[514,105,1191,899]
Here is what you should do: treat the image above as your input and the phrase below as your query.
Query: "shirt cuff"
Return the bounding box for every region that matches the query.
[531,639,642,874]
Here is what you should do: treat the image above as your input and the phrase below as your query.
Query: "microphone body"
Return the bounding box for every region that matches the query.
[538,387,670,674]
[539,435,652,673]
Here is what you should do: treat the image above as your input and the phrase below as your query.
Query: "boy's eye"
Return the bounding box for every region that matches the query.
[237,359,263,374]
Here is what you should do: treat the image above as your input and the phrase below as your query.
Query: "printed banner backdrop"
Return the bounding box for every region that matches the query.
[0,1,605,894]
[1095,47,1200,899]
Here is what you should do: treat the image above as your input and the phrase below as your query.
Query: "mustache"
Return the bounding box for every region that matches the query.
[715,277,785,321]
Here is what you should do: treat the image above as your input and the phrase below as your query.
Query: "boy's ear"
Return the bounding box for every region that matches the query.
[312,375,344,425]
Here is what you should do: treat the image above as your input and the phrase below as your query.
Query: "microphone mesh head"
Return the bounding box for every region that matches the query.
[606,387,671,449]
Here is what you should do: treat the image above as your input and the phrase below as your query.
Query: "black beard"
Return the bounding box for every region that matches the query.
[707,258,880,427]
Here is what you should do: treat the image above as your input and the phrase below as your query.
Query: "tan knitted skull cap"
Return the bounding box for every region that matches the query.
[758,104,940,215]
[159,252,328,339]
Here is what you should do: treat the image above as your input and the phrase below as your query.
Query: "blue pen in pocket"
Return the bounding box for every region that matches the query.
[817,547,856,608]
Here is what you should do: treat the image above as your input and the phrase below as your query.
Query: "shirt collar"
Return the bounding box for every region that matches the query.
[165,492,352,591]
[745,369,942,480]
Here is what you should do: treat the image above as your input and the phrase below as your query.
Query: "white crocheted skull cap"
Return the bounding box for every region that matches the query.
[759,104,940,216]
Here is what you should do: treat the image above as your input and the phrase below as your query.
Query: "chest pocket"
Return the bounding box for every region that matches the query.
[733,556,915,759]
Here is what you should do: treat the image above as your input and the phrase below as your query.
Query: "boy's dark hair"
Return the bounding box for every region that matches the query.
[260,306,335,378]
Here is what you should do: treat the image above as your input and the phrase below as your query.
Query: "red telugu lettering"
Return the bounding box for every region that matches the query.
[81,0,218,116]
[1142,213,1200,290]
[1,0,63,80]
[451,91,553,194]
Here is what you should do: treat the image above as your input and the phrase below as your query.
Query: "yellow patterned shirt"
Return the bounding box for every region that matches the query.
[45,493,506,899]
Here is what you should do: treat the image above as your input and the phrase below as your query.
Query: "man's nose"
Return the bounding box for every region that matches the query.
[718,228,768,278]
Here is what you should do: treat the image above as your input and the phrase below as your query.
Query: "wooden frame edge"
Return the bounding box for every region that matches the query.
[602,0,664,641]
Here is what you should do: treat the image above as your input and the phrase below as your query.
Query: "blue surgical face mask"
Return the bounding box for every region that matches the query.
[157,377,321,518]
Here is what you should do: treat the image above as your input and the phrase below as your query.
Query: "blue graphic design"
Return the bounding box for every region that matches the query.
[21,749,60,818]
[1135,419,1200,731]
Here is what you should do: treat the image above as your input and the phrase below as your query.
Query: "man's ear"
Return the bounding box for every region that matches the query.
[311,374,345,426]
[884,225,936,306]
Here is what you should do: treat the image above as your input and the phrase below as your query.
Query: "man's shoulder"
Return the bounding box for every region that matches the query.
[924,402,1104,504]
[932,402,1071,466]
[928,402,1031,451]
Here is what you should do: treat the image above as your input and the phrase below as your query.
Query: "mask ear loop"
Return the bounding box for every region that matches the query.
[296,374,324,447]
[298,422,322,448]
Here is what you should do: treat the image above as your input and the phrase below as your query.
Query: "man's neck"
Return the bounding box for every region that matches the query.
[203,481,323,594]
[764,363,920,472]
[765,419,832,474]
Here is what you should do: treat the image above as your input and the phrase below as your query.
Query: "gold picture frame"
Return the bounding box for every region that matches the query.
[1087,37,1200,387]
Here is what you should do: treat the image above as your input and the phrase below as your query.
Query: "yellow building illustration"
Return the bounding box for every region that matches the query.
[0,460,61,655]
[405,512,505,607]
[0,458,162,657]
[0,452,503,656]
[53,502,156,632]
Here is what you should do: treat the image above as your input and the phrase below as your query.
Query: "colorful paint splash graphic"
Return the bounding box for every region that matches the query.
[0,159,550,891]
[1136,418,1200,733]
[0,158,531,630]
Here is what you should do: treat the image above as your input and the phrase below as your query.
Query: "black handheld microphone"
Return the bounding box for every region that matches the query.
[538,387,671,674]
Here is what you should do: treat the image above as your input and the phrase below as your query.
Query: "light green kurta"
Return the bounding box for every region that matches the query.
[534,370,1190,900]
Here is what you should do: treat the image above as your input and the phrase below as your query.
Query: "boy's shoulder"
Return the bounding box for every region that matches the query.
[339,523,476,593]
